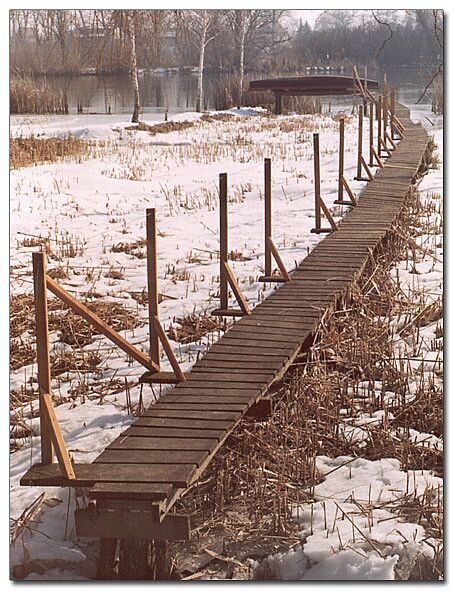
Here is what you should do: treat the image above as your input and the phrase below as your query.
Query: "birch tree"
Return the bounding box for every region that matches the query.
[177,10,220,112]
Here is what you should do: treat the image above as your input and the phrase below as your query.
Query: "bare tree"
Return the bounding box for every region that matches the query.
[176,10,220,112]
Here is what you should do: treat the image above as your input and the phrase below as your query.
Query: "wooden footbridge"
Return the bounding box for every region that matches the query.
[20,91,430,578]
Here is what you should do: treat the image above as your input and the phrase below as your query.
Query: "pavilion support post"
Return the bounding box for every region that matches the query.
[258,158,290,283]
[334,118,356,207]
[311,133,337,234]
[274,92,282,115]
[32,251,54,465]
[212,173,251,317]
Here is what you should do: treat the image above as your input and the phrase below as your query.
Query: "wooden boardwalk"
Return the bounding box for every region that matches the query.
[21,104,429,542]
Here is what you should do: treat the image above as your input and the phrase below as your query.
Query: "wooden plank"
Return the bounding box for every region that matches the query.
[146,402,248,413]
[140,409,240,421]
[123,426,225,439]
[45,275,157,373]
[131,417,235,431]
[89,482,173,501]
[95,449,207,466]
[20,463,197,487]
[189,371,274,383]
[107,436,218,452]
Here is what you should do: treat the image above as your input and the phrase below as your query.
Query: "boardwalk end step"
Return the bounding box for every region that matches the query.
[76,507,190,540]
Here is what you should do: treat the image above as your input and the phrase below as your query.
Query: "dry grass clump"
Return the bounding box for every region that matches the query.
[10,135,90,170]
[50,350,103,377]
[111,239,146,259]
[200,113,236,123]
[125,120,195,135]
[168,313,226,344]
[10,76,68,115]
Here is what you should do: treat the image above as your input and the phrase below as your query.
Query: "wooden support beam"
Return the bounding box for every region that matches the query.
[266,237,291,281]
[32,252,53,464]
[379,136,392,158]
[222,261,251,315]
[152,316,186,383]
[41,393,75,480]
[334,176,357,207]
[371,145,384,168]
[385,130,397,150]
[146,208,160,370]
[45,275,158,372]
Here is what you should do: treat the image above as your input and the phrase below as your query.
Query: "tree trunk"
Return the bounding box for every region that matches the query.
[127,13,141,123]
[196,31,206,112]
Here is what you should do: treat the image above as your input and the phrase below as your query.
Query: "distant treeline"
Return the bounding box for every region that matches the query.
[10,9,443,76]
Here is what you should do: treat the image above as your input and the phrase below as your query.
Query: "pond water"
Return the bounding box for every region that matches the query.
[40,66,437,117]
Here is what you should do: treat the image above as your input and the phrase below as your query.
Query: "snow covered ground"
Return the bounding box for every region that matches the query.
[9,103,443,580]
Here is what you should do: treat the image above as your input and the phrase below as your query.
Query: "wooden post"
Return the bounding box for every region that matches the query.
[337,118,345,202]
[363,65,368,115]
[264,158,272,277]
[32,251,54,465]
[219,173,228,311]
[314,133,321,230]
[383,73,388,136]
[377,95,382,156]
[369,100,374,167]
[356,105,363,179]
[146,208,160,370]
[390,87,396,139]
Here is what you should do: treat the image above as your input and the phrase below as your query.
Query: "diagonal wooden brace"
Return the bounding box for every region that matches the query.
[45,275,158,373]
[152,316,186,383]
[371,145,384,168]
[266,236,291,281]
[222,261,251,315]
[379,136,392,158]
[41,392,75,480]
[334,176,357,206]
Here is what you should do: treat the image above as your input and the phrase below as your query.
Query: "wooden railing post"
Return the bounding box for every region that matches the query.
[369,99,374,167]
[377,95,383,156]
[337,118,345,202]
[146,208,160,370]
[219,173,228,312]
[356,105,363,179]
[264,158,272,278]
[32,251,54,465]
[314,133,321,230]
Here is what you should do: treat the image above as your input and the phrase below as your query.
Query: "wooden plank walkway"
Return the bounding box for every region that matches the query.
[21,103,429,527]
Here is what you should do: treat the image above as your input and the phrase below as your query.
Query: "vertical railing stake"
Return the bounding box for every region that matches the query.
[338,118,344,202]
[219,173,228,312]
[369,100,374,167]
[355,105,363,180]
[390,87,396,139]
[383,73,388,138]
[146,208,160,371]
[264,158,272,278]
[311,133,337,234]
[377,95,383,157]
[32,251,54,465]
